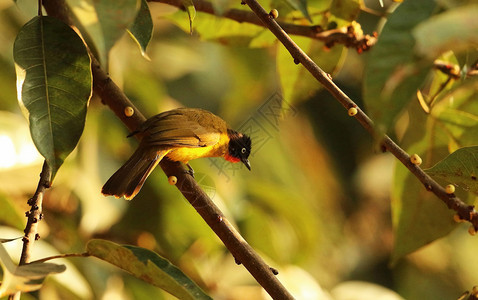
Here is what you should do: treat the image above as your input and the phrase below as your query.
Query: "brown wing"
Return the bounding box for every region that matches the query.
[138,108,227,148]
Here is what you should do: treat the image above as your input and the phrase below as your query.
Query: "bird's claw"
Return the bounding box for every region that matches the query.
[185,163,195,178]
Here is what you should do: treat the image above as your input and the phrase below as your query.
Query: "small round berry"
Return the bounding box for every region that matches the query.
[124,106,134,117]
[410,154,422,166]
[469,225,476,236]
[445,184,455,194]
[168,176,178,185]
[348,107,358,116]
[269,9,279,19]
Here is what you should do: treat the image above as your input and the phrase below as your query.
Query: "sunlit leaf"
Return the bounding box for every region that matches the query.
[0,226,93,299]
[413,4,478,59]
[66,0,139,65]
[0,237,21,243]
[0,243,66,297]
[425,147,478,194]
[86,239,212,300]
[182,0,196,34]
[435,109,478,141]
[13,16,92,181]
[169,10,274,47]
[424,52,459,108]
[416,89,430,113]
[363,0,436,134]
[128,0,153,58]
[430,78,478,149]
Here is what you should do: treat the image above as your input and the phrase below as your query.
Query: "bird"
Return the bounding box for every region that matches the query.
[102,107,252,200]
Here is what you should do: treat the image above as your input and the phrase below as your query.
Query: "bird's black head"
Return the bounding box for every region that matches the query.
[227,129,252,170]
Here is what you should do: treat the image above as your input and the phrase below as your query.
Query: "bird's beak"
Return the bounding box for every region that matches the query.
[241,158,251,171]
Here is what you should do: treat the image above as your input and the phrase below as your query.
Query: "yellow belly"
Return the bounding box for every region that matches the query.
[165,142,227,163]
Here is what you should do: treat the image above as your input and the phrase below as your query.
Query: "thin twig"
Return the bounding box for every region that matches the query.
[10,161,51,300]
[20,160,51,265]
[30,252,90,264]
[43,1,294,298]
[150,0,377,53]
[242,0,478,229]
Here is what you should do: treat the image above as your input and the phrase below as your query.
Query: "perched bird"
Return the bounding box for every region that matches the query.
[102,108,252,200]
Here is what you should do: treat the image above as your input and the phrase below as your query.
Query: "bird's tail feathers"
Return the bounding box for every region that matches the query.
[102,148,167,200]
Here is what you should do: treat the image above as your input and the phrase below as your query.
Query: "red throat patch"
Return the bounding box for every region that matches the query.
[225,153,240,163]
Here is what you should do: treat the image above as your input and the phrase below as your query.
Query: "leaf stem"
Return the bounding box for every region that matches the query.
[30,252,90,264]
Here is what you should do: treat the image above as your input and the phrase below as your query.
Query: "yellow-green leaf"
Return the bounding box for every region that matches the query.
[86,239,212,300]
[425,146,478,194]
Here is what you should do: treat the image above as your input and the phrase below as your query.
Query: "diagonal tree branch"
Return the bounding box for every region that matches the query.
[241,0,478,230]
[150,0,377,53]
[42,0,294,299]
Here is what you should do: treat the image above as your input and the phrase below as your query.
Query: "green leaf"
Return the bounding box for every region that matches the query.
[182,0,196,34]
[429,77,478,150]
[330,0,362,22]
[278,36,345,105]
[389,63,478,264]
[128,0,153,58]
[281,0,312,22]
[13,16,92,181]
[363,0,436,134]
[169,10,274,47]
[0,243,66,297]
[413,4,478,60]
[86,239,212,300]
[425,146,478,194]
[66,0,139,65]
[390,96,461,264]
[391,160,457,265]
[0,194,25,231]
[210,0,236,16]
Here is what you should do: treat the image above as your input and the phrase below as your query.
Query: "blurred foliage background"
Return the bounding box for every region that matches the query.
[1,0,478,299]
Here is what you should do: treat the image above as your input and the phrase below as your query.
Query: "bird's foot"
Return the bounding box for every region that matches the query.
[185,163,195,178]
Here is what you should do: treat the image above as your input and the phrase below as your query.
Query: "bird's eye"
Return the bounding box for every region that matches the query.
[241,148,246,154]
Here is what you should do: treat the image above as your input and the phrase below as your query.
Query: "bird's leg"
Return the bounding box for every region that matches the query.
[185,163,195,178]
